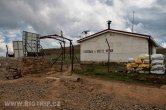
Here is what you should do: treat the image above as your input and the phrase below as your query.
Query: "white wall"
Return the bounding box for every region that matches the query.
[80,32,150,62]
[152,45,156,54]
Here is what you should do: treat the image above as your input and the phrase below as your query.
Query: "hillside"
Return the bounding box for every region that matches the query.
[42,45,80,55]
[42,45,166,56]
[156,47,166,56]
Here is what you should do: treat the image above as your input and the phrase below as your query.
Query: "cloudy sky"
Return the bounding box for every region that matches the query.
[0,0,166,56]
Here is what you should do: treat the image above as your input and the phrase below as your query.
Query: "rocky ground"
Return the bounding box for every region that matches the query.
[0,71,166,110]
[0,57,166,110]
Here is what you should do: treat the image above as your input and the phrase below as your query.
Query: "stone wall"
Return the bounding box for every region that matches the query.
[22,57,50,75]
[0,57,22,79]
[0,57,50,79]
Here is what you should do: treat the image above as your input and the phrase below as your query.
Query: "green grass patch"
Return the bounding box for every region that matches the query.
[74,64,166,85]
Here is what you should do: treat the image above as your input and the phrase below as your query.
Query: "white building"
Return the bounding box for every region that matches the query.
[77,28,158,63]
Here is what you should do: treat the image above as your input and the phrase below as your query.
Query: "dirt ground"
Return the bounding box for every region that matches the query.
[0,71,166,110]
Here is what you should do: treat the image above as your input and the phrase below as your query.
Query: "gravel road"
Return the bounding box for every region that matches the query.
[0,74,166,110]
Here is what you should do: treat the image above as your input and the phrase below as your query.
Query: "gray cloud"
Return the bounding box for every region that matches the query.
[0,0,166,56]
[0,0,127,35]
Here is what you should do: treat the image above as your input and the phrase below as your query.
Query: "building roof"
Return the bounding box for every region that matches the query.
[77,29,158,47]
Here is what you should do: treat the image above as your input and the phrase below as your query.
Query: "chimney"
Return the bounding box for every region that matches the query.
[107,20,112,29]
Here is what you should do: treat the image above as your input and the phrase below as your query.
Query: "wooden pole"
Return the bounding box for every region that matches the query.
[148,36,151,74]
[6,45,8,57]
[106,38,110,72]
[60,42,63,72]
[71,43,74,72]
[70,41,72,59]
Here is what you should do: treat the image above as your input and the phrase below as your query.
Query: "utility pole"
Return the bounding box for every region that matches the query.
[61,30,65,59]
[132,11,135,33]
